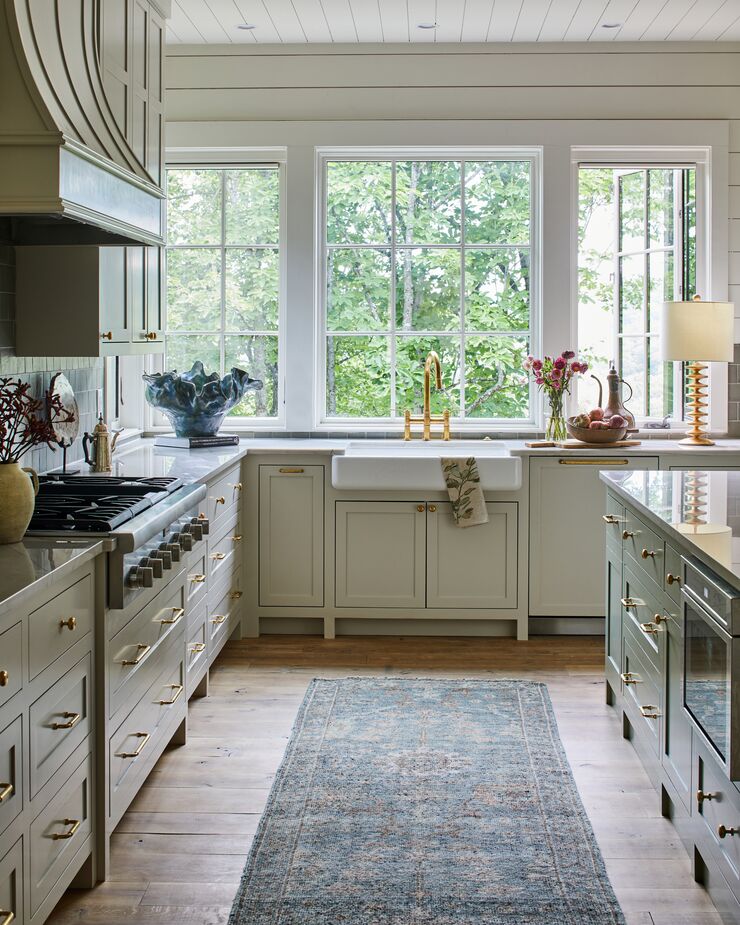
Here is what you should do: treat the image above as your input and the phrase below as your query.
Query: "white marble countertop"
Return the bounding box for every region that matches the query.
[0,537,105,620]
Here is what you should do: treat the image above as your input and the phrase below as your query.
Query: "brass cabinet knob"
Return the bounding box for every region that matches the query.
[230,482,243,491]
[697,789,718,804]
[428,505,437,513]
[230,590,243,600]
[100,331,113,340]
[145,332,158,340]
[215,496,226,505]
[416,505,425,513]
[622,530,635,540]
[666,573,682,586]
[0,670,8,687]
[641,548,657,559]
[718,825,740,839]
[653,613,671,624]
[59,616,77,631]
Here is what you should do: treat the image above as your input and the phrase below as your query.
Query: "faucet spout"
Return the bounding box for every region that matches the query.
[423,350,442,421]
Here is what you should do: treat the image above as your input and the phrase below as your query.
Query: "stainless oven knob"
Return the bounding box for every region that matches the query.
[128,565,154,589]
[151,549,172,570]
[160,542,181,562]
[185,522,203,542]
[193,516,209,535]
[141,556,164,580]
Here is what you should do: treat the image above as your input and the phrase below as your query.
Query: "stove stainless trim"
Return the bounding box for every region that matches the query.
[111,484,208,552]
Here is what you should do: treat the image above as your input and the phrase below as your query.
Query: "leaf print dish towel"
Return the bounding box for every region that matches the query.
[441,457,489,527]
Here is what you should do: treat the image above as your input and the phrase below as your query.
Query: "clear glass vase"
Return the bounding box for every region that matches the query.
[545,394,567,442]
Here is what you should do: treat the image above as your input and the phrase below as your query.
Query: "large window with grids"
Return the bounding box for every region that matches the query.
[165,166,281,419]
[319,152,538,425]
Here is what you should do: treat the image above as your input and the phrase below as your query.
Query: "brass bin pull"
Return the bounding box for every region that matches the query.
[122,643,151,666]
[51,711,81,730]
[59,616,77,631]
[697,790,718,804]
[0,670,8,687]
[558,458,629,466]
[639,705,661,719]
[279,467,304,474]
[0,782,14,803]
[51,818,82,840]
[158,684,184,706]
[211,614,227,625]
[118,731,151,759]
[666,573,682,586]
[190,642,207,654]
[211,552,226,561]
[719,825,740,839]
[159,607,185,625]
[620,672,642,685]
[189,574,206,584]
[0,910,14,925]
[639,622,659,635]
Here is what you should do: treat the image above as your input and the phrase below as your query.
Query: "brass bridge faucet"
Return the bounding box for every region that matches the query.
[404,351,451,441]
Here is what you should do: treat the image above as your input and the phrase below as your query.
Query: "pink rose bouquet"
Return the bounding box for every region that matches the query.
[523,350,588,441]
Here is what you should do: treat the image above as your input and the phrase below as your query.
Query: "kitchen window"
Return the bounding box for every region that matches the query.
[318,151,539,426]
[165,165,282,419]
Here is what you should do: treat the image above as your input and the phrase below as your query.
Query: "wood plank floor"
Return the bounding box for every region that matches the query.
[47,635,723,925]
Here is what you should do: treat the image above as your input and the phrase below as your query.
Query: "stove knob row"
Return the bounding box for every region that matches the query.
[160,542,181,562]
[140,556,164,580]
[127,565,154,589]
[184,522,204,542]
[151,549,173,570]
[172,531,193,552]
[193,516,210,535]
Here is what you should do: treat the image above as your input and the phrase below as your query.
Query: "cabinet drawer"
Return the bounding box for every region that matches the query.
[29,753,91,916]
[665,544,684,605]
[186,607,208,688]
[29,653,91,798]
[0,623,22,710]
[185,551,208,610]
[622,631,662,757]
[0,716,22,837]
[109,651,185,823]
[622,565,665,671]
[623,510,665,591]
[108,580,185,719]
[208,511,241,586]
[206,465,242,528]
[28,572,93,679]
[208,572,242,658]
[0,838,22,925]
[696,741,740,903]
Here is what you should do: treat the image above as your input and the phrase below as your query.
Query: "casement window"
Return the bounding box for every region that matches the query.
[165,166,282,420]
[318,151,539,426]
[578,165,696,423]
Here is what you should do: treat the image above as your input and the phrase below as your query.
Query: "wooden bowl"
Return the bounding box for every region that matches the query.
[565,418,628,444]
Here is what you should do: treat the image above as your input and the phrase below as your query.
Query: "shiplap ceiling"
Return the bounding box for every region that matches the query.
[167,0,740,44]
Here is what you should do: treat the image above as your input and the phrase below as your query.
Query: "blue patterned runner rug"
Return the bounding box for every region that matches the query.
[229,677,625,924]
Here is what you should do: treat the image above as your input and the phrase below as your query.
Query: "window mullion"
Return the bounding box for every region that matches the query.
[390,159,397,419]
[459,160,466,421]
[220,170,226,377]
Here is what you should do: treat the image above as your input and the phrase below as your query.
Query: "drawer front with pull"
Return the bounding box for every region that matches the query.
[28,572,93,679]
[696,740,740,904]
[208,571,242,658]
[622,564,665,671]
[0,624,22,711]
[29,653,91,798]
[0,838,22,925]
[208,511,241,586]
[207,464,242,527]
[665,544,684,605]
[185,551,208,609]
[186,605,208,690]
[109,650,185,823]
[108,580,185,720]
[622,510,665,592]
[0,716,22,837]
[29,753,91,916]
[622,631,662,757]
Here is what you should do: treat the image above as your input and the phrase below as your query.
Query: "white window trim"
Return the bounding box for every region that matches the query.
[571,145,728,436]
[142,148,289,433]
[313,145,543,432]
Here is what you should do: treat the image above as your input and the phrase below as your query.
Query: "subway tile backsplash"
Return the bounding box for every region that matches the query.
[729,345,740,437]
[0,243,103,473]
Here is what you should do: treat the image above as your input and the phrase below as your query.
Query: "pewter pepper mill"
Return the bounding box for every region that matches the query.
[82,415,122,472]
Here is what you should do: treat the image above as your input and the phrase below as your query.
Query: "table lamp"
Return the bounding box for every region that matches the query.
[661,295,734,446]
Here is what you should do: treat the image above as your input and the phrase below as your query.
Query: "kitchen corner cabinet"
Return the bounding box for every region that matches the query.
[529,456,659,617]
[336,501,517,610]
[259,466,324,607]
[15,245,164,357]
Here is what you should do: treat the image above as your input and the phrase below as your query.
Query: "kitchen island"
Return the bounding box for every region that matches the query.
[601,468,740,925]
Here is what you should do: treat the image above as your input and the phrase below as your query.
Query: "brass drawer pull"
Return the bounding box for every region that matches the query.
[59,616,77,631]
[122,643,151,666]
[211,552,226,561]
[0,782,13,803]
[620,672,642,685]
[639,622,659,635]
[719,825,740,839]
[0,909,14,925]
[158,684,184,706]
[230,590,243,600]
[51,818,81,840]
[118,731,151,759]
[559,458,629,465]
[232,534,243,542]
[622,530,635,540]
[666,573,682,586]
[189,574,206,584]
[697,789,718,804]
[51,711,81,730]
[190,642,206,654]
[0,670,8,687]
[211,614,227,625]
[639,705,661,719]
[279,467,304,474]
[159,607,185,625]
[641,548,658,559]
[602,514,624,524]
[620,597,637,608]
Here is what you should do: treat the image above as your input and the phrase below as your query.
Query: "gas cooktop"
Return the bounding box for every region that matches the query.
[28,475,184,533]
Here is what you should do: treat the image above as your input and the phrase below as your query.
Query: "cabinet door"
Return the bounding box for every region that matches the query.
[99,0,130,140]
[335,502,426,608]
[662,604,692,809]
[145,246,163,341]
[605,549,622,684]
[128,246,147,342]
[130,0,149,168]
[99,246,130,343]
[529,456,660,617]
[146,5,165,186]
[259,466,324,607]
[426,502,517,609]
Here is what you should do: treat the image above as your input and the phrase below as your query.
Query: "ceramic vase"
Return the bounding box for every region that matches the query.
[0,462,39,544]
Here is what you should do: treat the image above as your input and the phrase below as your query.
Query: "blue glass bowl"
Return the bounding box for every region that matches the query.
[143,361,263,438]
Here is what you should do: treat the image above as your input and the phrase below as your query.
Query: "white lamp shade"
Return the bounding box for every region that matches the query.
[661,299,734,362]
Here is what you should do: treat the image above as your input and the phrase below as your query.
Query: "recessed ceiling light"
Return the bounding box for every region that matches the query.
[417,22,438,29]
[237,23,256,30]
[601,22,621,29]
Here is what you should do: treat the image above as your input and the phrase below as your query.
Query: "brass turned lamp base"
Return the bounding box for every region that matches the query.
[681,360,713,446]
[679,435,715,446]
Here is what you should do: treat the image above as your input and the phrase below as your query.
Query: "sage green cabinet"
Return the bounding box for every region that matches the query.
[662,597,692,810]
[335,500,517,610]
[605,550,623,691]
[259,466,324,607]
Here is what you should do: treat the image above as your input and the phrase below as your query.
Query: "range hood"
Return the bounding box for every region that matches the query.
[0,1,165,246]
